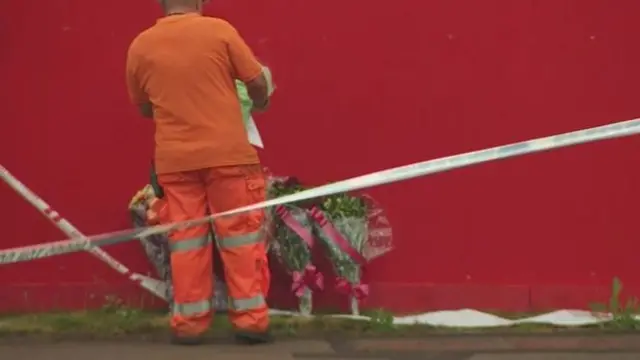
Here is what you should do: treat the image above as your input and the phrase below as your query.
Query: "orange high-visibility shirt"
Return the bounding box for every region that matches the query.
[126,14,263,174]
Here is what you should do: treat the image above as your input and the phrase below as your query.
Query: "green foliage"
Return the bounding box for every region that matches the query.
[366,308,396,332]
[269,180,367,219]
[320,193,367,219]
[589,277,640,330]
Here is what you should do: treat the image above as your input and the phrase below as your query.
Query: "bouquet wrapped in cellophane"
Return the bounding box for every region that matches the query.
[267,176,323,316]
[308,193,393,315]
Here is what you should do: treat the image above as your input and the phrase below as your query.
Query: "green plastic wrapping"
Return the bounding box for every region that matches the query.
[236,66,275,128]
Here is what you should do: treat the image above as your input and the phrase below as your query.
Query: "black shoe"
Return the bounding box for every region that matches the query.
[234,330,274,345]
[170,334,204,346]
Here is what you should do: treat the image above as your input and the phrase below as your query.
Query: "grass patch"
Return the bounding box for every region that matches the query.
[1,278,638,340]
[0,307,636,340]
[589,277,640,330]
[0,310,381,340]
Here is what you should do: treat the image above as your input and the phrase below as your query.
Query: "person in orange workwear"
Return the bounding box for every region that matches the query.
[125,0,272,345]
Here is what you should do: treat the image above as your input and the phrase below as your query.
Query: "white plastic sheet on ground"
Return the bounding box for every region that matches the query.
[267,308,639,327]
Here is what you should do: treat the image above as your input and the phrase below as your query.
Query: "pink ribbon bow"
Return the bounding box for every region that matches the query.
[335,278,369,300]
[291,265,324,297]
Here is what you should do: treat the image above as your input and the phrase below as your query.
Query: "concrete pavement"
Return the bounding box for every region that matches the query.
[3,335,640,360]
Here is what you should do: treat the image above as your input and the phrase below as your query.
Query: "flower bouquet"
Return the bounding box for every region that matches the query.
[267,177,323,315]
[309,193,393,315]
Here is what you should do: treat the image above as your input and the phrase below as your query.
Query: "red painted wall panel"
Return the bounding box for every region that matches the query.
[1,0,639,313]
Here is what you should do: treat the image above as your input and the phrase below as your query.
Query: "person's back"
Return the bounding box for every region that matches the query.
[127,14,262,174]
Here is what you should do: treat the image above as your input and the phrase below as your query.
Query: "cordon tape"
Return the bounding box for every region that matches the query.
[1,117,639,265]
[0,167,169,299]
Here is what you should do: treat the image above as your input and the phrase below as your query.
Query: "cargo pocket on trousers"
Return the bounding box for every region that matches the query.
[244,173,267,231]
[244,172,270,294]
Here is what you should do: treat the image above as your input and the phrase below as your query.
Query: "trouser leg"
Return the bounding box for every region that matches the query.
[203,165,271,341]
[158,170,213,341]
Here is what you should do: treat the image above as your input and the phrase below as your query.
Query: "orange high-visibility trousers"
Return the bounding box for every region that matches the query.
[157,164,270,338]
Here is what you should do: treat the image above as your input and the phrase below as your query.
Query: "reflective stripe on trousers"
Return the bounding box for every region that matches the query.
[216,231,263,249]
[229,294,266,312]
[171,295,264,316]
[170,234,212,252]
[172,299,212,316]
[169,234,214,322]
[217,229,269,332]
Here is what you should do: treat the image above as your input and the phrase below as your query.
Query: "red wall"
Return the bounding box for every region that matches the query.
[2,0,640,313]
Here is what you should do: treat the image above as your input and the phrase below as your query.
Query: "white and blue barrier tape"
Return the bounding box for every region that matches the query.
[1,117,639,265]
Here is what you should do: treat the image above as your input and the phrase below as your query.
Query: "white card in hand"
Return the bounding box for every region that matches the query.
[246,115,264,148]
